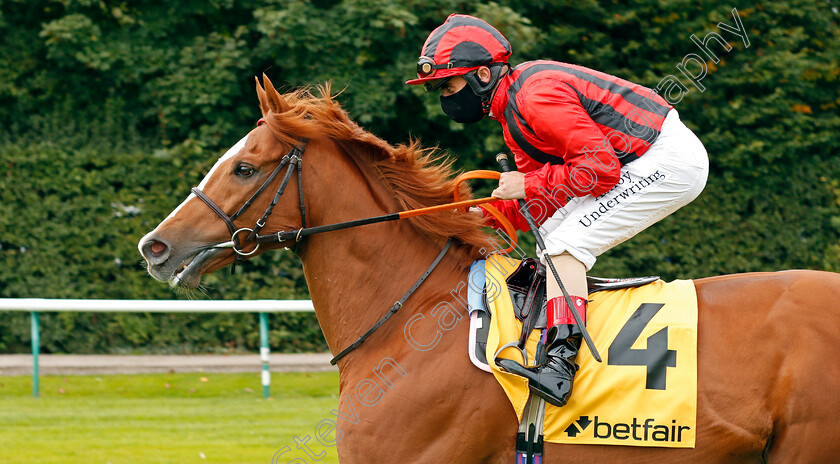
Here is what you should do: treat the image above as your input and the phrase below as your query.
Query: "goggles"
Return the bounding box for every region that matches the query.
[416,56,453,79]
[423,77,452,93]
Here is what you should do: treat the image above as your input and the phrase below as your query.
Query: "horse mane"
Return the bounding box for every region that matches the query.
[255,75,493,268]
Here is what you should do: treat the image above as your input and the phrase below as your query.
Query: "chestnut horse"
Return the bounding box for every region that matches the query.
[138,77,840,463]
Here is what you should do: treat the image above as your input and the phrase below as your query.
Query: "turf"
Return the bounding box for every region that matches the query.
[0,372,340,463]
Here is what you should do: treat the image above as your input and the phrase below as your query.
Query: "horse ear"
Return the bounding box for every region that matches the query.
[262,74,290,113]
[255,76,270,116]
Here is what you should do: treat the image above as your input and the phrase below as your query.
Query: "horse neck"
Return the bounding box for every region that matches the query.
[295,139,470,370]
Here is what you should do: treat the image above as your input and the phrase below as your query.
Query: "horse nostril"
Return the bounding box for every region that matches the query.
[150,240,167,257]
[141,237,171,265]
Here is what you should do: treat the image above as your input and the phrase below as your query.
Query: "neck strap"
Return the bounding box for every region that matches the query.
[329,239,453,365]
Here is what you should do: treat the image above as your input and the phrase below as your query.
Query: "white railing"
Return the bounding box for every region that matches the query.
[0,299,314,312]
[0,299,316,398]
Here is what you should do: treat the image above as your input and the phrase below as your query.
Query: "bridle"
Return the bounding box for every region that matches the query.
[191,136,308,262]
[188,135,450,366]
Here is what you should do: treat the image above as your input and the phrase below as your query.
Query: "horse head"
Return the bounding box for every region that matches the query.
[139,75,490,291]
[138,76,315,288]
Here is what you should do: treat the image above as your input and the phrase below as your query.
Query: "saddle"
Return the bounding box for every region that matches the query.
[468,258,659,372]
[468,256,698,460]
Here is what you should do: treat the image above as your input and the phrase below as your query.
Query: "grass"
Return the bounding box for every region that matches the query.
[0,372,340,464]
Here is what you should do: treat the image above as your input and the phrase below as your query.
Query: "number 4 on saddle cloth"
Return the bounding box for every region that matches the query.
[467,254,699,448]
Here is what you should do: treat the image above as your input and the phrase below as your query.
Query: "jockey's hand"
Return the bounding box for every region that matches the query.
[492,171,526,200]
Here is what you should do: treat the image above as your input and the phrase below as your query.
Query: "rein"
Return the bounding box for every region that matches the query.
[206,168,515,256]
[192,135,518,363]
[249,195,504,247]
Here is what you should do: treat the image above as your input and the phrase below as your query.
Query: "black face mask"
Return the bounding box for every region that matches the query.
[440,85,486,124]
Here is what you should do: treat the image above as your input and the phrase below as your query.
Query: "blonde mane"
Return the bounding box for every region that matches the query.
[255,75,493,267]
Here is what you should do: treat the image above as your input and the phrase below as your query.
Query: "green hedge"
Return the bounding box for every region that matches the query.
[0,141,321,353]
[1,0,838,353]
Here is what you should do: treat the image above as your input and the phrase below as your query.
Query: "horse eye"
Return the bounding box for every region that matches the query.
[234,163,255,177]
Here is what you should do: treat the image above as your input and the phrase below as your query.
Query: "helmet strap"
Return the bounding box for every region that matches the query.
[463,63,507,113]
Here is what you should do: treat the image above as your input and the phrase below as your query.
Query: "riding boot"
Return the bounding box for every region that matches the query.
[497,295,587,407]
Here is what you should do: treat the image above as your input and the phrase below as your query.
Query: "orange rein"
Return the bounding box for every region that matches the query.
[398,170,518,253]
[453,170,518,253]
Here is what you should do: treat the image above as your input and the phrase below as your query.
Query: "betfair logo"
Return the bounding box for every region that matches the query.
[564,416,691,443]
[563,416,592,437]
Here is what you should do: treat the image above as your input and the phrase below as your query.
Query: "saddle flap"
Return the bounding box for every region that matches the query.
[506,257,547,322]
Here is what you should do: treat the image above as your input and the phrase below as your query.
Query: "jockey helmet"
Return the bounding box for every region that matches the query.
[405,14,512,88]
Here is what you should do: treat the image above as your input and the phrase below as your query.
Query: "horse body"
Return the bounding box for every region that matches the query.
[321,263,840,463]
[138,79,840,463]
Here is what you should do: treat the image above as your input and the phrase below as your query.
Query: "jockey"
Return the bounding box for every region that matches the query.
[407,14,709,407]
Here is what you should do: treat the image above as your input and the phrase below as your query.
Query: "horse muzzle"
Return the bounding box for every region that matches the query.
[138,234,227,288]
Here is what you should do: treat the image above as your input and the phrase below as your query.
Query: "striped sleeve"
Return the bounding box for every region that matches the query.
[520,80,622,204]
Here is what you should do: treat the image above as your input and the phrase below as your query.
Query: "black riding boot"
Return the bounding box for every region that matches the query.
[496,295,586,407]
[497,324,582,407]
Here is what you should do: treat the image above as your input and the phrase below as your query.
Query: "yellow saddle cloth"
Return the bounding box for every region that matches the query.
[485,254,698,448]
